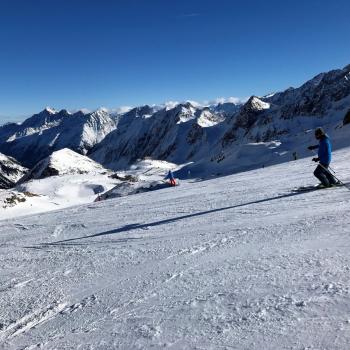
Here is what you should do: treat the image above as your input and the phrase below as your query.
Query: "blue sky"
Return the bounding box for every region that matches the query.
[0,0,350,123]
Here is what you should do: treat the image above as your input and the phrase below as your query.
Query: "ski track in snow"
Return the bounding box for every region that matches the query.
[1,148,350,349]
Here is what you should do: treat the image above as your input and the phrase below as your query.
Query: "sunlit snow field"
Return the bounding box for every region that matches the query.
[0,148,350,349]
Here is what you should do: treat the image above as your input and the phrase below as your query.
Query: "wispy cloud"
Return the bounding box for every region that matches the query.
[0,114,28,124]
[204,96,248,106]
[159,101,179,110]
[157,97,246,110]
[177,13,202,19]
[114,106,133,114]
[94,106,133,115]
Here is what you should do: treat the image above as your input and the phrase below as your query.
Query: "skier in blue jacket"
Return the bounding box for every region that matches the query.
[165,170,176,186]
[308,127,337,187]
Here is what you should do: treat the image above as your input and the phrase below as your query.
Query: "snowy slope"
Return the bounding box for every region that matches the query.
[0,147,350,349]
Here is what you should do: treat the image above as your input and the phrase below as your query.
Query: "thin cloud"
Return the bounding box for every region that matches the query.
[162,101,179,110]
[0,114,27,124]
[177,13,202,18]
[205,97,248,105]
[114,106,133,114]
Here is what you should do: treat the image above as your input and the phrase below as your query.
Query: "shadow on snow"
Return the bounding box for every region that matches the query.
[25,189,321,249]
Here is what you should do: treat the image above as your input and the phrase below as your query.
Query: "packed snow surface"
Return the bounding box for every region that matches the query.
[0,148,350,349]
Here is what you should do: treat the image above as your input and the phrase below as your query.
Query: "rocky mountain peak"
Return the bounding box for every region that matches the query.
[244,96,271,112]
[43,107,58,114]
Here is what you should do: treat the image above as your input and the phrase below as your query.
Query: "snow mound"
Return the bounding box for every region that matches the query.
[20,148,107,181]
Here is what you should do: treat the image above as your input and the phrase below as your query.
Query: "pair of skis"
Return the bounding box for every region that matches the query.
[292,182,346,193]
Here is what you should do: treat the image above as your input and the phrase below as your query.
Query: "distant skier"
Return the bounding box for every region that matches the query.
[308,127,337,187]
[165,170,176,187]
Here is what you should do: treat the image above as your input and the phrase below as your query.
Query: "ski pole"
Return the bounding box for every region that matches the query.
[318,162,350,190]
[310,149,336,174]
[310,150,350,190]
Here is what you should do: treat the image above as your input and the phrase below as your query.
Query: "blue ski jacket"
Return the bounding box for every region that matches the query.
[317,136,332,166]
[165,170,175,180]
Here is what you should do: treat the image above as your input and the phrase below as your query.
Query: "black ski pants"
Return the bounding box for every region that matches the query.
[314,164,337,187]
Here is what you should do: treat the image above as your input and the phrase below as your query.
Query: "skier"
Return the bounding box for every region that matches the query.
[165,170,176,187]
[307,127,337,187]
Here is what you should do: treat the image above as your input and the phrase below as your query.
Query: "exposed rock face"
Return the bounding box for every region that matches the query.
[222,97,270,146]
[343,110,350,125]
[265,65,350,119]
[90,103,223,169]
[0,153,27,189]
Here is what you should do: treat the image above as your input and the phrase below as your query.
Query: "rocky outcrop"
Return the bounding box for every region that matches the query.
[343,110,350,125]
[0,153,27,189]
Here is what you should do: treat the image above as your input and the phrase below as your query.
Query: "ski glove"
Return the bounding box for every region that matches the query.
[312,157,320,162]
[308,145,318,150]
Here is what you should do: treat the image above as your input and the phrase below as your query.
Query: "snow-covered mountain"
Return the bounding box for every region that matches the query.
[0,108,117,168]
[19,148,108,182]
[0,153,27,189]
[90,64,350,174]
[243,64,350,140]
[1,64,349,177]
[90,102,226,169]
[264,64,350,118]
[209,101,243,117]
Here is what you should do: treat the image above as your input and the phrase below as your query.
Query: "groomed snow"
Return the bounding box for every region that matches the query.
[0,148,350,349]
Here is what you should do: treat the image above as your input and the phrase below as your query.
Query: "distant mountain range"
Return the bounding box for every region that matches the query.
[0,108,117,168]
[0,64,350,187]
[90,64,350,175]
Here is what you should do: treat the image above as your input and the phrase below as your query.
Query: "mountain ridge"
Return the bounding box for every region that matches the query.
[0,64,349,180]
